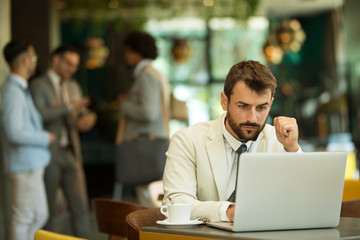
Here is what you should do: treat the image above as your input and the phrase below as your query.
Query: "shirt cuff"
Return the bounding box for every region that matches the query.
[219,202,233,222]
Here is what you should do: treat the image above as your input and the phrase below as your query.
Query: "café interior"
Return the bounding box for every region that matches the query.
[1,0,360,239]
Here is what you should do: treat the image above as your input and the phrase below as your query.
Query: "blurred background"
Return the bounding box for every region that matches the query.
[1,0,360,237]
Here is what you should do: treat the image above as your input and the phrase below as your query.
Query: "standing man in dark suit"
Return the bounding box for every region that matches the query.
[30,44,96,238]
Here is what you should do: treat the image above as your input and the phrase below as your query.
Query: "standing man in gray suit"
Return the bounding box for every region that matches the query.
[30,44,96,238]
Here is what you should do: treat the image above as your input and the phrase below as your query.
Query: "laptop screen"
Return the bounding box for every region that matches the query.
[228,152,346,232]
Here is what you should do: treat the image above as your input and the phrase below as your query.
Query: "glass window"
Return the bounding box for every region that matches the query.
[210,17,269,81]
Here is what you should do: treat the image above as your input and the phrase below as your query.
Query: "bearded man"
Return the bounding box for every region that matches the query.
[30,44,95,237]
[162,60,301,223]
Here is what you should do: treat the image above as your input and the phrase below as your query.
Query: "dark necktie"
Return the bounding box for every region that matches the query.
[228,143,247,202]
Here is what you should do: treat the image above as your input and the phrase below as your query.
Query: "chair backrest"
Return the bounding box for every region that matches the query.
[341,199,360,218]
[126,208,166,240]
[34,230,87,240]
[343,180,360,201]
[92,198,147,239]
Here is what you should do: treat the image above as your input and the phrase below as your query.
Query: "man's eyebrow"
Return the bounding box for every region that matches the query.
[236,101,250,106]
[258,102,270,106]
[236,101,269,106]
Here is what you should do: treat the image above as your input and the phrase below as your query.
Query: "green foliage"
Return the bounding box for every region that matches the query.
[59,0,260,32]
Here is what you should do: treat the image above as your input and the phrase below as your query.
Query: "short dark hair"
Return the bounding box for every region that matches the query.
[51,43,80,59]
[124,31,158,59]
[3,40,32,67]
[224,60,277,100]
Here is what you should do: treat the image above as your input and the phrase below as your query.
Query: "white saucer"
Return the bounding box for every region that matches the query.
[156,219,203,228]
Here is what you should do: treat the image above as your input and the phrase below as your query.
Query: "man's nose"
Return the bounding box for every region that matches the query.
[247,107,257,123]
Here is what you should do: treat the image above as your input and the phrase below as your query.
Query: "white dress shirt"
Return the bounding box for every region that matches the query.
[133,59,152,78]
[219,114,252,221]
[48,70,70,147]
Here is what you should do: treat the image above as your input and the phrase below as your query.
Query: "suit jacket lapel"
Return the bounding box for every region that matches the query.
[25,89,41,129]
[206,116,228,201]
[206,116,268,201]
[43,74,60,105]
[10,76,41,130]
[249,130,266,152]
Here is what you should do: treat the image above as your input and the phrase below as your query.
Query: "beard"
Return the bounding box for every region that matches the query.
[227,111,268,141]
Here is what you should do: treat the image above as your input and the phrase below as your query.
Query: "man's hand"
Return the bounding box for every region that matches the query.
[274,116,300,152]
[48,132,56,144]
[116,92,131,106]
[226,205,236,221]
[70,97,91,110]
[108,92,131,110]
[76,113,97,132]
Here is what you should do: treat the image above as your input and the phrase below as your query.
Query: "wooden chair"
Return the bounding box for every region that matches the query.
[92,198,147,240]
[341,180,360,218]
[341,199,360,218]
[34,230,87,240]
[343,180,360,201]
[126,208,166,240]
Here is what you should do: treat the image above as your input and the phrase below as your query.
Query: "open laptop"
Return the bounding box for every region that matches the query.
[207,152,347,232]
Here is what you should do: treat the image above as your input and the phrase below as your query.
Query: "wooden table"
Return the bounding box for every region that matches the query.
[140,217,360,240]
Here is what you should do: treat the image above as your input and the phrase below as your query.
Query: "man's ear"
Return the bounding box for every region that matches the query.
[19,53,29,66]
[270,97,274,107]
[51,55,60,66]
[220,92,228,111]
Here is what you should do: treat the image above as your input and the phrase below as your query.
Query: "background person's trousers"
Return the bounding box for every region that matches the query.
[9,168,48,240]
[44,148,89,238]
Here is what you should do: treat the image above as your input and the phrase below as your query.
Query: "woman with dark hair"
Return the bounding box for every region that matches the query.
[124,31,158,61]
[115,31,170,205]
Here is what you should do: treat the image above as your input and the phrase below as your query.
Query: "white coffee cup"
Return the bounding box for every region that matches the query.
[160,204,192,223]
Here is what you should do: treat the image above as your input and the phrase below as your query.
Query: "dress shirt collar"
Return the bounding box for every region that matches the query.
[48,70,61,85]
[133,59,151,78]
[221,113,252,152]
[10,73,28,89]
